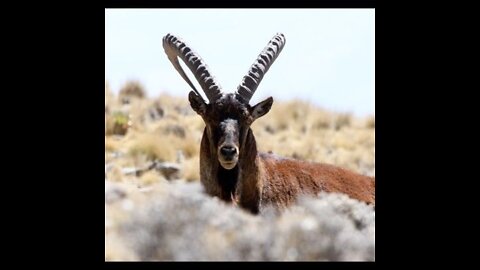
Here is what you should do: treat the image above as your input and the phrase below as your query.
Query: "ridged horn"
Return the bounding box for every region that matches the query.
[235,33,286,104]
[163,33,223,103]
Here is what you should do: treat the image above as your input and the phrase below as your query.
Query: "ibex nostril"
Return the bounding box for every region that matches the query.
[220,146,237,157]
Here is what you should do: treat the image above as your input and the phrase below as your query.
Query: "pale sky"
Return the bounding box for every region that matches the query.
[105,9,375,116]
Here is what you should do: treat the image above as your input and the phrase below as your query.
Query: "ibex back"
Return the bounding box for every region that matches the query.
[163,33,375,214]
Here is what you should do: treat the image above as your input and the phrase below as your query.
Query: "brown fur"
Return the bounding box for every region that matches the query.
[199,121,375,214]
[259,154,375,210]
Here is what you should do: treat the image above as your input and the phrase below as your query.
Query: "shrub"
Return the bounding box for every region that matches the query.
[119,80,146,104]
[106,111,131,136]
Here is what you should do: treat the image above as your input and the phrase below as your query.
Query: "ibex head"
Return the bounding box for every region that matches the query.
[163,33,286,170]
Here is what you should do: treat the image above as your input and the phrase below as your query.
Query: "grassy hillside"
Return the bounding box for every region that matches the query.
[105,81,375,261]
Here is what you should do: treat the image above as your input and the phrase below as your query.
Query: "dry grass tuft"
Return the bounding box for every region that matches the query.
[127,133,177,162]
[366,116,375,129]
[138,170,165,186]
[119,80,146,104]
[182,156,200,182]
[333,113,352,130]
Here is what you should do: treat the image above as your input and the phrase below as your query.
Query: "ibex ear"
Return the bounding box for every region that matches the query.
[188,91,207,115]
[251,96,273,121]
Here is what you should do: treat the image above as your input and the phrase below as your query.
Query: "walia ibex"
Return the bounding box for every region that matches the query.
[163,33,375,214]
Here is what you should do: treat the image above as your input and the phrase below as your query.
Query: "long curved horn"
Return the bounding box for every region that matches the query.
[163,33,223,103]
[235,33,286,104]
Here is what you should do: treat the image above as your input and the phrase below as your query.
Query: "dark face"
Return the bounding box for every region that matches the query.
[189,92,273,170]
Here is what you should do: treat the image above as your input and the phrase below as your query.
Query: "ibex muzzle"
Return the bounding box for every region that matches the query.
[217,119,239,169]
